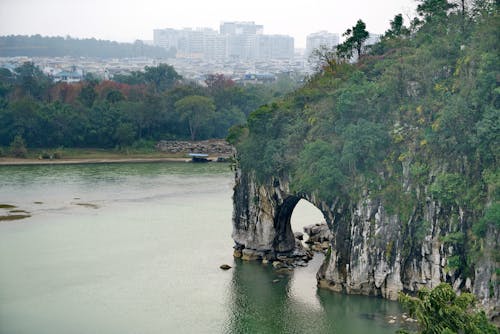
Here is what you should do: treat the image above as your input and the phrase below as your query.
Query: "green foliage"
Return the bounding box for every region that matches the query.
[226,125,249,146]
[337,19,369,59]
[473,202,500,237]
[9,135,27,158]
[113,123,136,147]
[144,64,181,93]
[398,283,498,333]
[0,62,285,148]
[417,0,458,23]
[429,173,466,206]
[175,95,215,141]
[340,119,389,173]
[291,140,346,201]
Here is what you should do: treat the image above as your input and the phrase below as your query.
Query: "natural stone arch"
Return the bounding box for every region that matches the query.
[232,170,499,312]
[273,195,329,253]
[273,195,301,253]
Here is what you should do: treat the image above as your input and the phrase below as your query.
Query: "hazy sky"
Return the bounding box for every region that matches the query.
[0,0,417,48]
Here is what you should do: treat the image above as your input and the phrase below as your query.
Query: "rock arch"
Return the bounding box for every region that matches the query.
[232,171,332,259]
[232,169,499,312]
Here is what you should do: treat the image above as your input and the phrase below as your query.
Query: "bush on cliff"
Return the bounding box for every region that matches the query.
[397,283,498,334]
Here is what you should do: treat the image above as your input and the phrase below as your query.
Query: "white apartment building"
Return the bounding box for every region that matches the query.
[153,22,293,61]
[306,31,340,57]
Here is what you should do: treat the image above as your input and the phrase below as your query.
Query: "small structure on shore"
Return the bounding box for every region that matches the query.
[189,153,210,163]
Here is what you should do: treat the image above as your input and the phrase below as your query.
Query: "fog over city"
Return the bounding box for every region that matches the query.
[0,0,416,48]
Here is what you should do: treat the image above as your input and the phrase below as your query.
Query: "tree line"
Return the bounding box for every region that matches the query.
[0,35,174,58]
[0,62,296,153]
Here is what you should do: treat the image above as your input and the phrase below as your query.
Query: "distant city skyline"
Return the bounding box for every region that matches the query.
[0,0,416,48]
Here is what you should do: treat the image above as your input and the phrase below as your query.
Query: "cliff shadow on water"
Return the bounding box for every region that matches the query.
[224,257,406,334]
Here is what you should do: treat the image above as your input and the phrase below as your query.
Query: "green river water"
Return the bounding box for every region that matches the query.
[0,162,404,334]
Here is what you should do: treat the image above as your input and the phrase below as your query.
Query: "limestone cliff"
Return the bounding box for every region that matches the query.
[232,168,499,318]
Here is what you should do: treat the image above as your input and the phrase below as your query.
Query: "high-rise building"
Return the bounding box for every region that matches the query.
[153,22,293,61]
[153,28,179,51]
[202,29,227,60]
[220,21,263,36]
[306,31,339,57]
[258,35,294,60]
[220,22,263,60]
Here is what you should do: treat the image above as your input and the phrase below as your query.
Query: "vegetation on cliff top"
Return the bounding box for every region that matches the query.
[231,0,499,297]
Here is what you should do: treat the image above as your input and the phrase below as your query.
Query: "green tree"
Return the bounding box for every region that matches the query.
[384,14,409,38]
[113,71,146,85]
[417,0,458,22]
[310,45,339,72]
[174,95,215,140]
[106,90,125,104]
[337,19,369,60]
[79,83,97,108]
[114,123,136,147]
[398,283,498,334]
[144,63,181,93]
[9,135,27,158]
[14,62,50,100]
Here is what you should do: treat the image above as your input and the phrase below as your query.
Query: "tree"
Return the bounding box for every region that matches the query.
[79,83,97,108]
[9,135,28,158]
[417,0,458,22]
[144,63,181,93]
[114,123,136,147]
[310,45,339,72]
[398,283,498,334]
[384,14,409,38]
[174,95,215,140]
[14,62,50,100]
[337,19,369,60]
[205,73,234,92]
[106,90,125,104]
[113,71,146,85]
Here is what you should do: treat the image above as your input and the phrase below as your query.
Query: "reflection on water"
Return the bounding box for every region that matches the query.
[0,162,402,334]
[226,255,402,334]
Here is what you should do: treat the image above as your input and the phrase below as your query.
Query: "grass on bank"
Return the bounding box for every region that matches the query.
[0,146,187,160]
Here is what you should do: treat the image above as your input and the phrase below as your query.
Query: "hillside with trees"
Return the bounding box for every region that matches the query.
[230,0,499,328]
[0,35,174,58]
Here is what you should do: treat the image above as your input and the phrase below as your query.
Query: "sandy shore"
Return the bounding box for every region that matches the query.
[0,157,192,166]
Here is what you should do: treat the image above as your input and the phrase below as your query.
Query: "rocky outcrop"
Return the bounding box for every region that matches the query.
[232,169,499,318]
[156,139,234,156]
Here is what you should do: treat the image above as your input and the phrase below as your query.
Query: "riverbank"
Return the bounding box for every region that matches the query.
[0,157,191,166]
[0,142,233,166]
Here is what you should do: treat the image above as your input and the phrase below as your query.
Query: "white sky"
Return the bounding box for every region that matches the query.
[0,0,417,48]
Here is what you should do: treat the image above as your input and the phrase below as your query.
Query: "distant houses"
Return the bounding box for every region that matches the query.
[51,67,84,83]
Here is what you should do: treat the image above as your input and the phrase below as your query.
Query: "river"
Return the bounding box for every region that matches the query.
[0,162,403,334]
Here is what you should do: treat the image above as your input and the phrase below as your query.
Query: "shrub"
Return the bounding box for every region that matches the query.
[9,135,28,158]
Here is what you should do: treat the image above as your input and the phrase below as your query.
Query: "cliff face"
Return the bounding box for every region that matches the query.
[232,168,499,316]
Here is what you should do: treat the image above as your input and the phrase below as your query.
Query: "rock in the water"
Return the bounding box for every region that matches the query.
[220,264,232,270]
[233,249,242,258]
[294,231,304,240]
[241,248,261,261]
[304,223,333,243]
